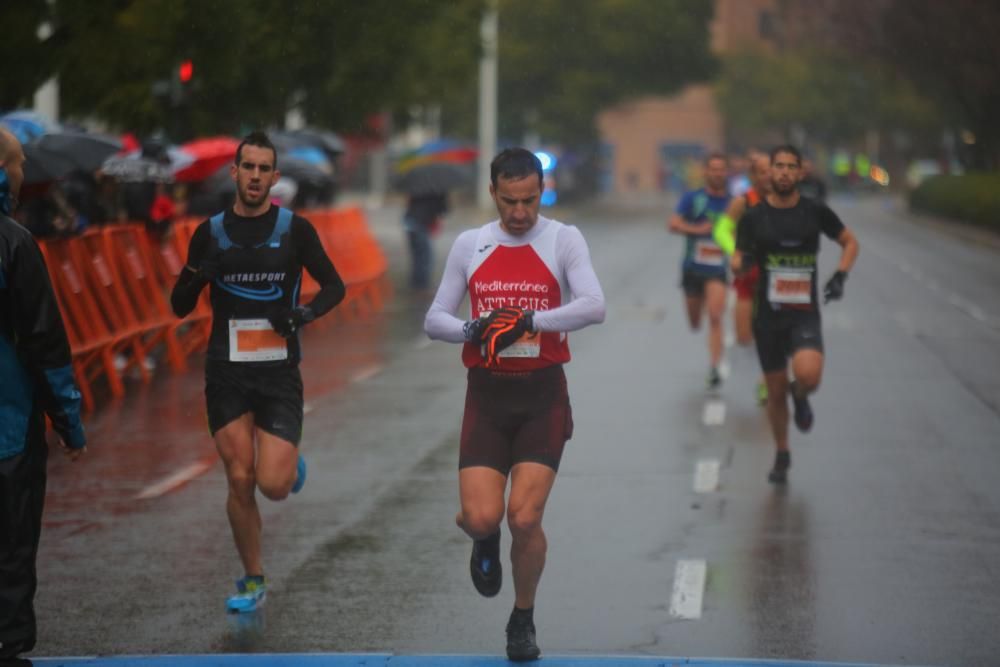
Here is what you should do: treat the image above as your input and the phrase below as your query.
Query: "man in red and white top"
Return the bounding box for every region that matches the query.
[425,148,605,662]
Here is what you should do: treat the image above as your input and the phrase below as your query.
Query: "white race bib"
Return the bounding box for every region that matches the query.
[228,319,288,362]
[767,269,813,305]
[496,331,541,359]
[694,240,725,267]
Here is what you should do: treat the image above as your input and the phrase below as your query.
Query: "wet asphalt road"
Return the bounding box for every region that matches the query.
[32,195,1000,665]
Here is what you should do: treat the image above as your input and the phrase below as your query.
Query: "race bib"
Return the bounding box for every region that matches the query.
[694,240,725,267]
[496,331,541,359]
[768,269,813,305]
[228,319,288,362]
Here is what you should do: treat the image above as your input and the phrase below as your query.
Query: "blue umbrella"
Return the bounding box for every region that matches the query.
[1,110,60,144]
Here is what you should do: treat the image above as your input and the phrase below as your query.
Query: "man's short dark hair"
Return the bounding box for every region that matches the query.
[490,148,543,188]
[770,144,802,166]
[236,131,278,169]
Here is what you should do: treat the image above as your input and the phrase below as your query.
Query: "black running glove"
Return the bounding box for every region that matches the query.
[463,316,490,343]
[269,306,316,338]
[823,270,848,304]
[195,253,223,285]
[464,307,527,343]
[483,308,534,367]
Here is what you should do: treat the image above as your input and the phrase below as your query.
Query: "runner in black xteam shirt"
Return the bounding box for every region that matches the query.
[734,145,859,484]
[171,131,345,613]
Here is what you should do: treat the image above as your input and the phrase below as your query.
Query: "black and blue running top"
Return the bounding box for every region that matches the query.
[171,205,345,366]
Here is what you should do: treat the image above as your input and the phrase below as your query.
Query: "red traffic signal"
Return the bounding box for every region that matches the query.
[178,60,194,83]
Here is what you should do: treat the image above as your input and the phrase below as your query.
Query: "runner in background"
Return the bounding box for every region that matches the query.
[668,153,731,391]
[714,151,771,404]
[733,145,859,483]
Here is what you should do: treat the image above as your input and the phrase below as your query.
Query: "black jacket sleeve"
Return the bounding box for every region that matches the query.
[294,217,346,317]
[3,219,86,448]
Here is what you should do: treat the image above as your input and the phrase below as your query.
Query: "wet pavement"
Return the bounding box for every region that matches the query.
[29,195,1000,666]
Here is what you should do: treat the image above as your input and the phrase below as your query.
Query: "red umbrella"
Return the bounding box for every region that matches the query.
[173,136,240,183]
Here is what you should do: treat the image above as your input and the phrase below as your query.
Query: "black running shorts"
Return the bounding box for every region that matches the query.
[681,270,727,297]
[753,312,824,373]
[205,359,304,445]
[459,364,573,475]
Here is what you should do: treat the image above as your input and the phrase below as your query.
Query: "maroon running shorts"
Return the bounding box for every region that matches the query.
[459,364,574,474]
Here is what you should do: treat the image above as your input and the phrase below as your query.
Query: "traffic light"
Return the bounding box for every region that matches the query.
[178,60,194,84]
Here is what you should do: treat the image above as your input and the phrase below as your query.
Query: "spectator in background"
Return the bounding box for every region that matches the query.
[799,159,828,203]
[147,182,176,239]
[403,192,448,291]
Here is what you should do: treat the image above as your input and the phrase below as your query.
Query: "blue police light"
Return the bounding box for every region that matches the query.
[535,151,557,172]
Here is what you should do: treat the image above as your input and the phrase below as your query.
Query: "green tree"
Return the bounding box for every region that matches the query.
[6,1,484,140]
[496,0,717,145]
[0,0,55,111]
[715,47,942,149]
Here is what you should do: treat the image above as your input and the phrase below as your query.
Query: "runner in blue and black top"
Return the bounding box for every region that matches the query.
[734,145,859,484]
[668,153,731,390]
[170,131,345,614]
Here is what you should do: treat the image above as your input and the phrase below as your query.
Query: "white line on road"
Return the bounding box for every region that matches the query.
[134,457,215,500]
[702,399,726,426]
[718,359,731,380]
[670,559,707,620]
[350,364,384,384]
[694,459,720,493]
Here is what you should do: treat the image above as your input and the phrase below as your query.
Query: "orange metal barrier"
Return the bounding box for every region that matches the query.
[37,207,388,411]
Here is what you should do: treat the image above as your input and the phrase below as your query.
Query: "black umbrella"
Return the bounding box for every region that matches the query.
[278,154,334,188]
[101,155,174,183]
[22,142,77,185]
[34,131,123,173]
[393,162,473,195]
[288,128,346,156]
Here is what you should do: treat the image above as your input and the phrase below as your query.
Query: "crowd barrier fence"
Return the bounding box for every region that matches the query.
[37,206,388,412]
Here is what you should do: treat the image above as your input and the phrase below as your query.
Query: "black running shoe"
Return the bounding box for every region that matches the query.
[470,531,501,597]
[506,614,541,662]
[790,382,813,432]
[0,636,34,663]
[706,367,722,392]
[768,450,791,484]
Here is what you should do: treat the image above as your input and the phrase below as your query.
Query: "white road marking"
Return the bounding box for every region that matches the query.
[702,399,726,426]
[724,332,736,348]
[693,459,720,493]
[718,359,731,380]
[670,559,708,620]
[135,457,215,500]
[350,364,384,384]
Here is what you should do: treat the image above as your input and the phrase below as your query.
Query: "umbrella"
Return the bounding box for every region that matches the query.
[396,139,477,174]
[34,131,122,173]
[173,136,240,183]
[278,155,331,186]
[1,110,60,144]
[101,154,173,183]
[22,143,73,185]
[393,162,472,195]
[287,128,346,156]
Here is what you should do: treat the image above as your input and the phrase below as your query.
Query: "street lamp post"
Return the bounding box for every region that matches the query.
[477,1,498,210]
